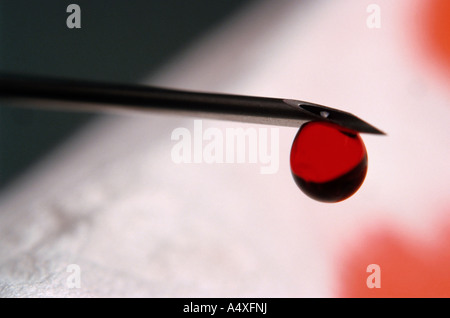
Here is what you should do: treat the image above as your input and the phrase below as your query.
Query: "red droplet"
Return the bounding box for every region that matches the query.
[290,121,368,203]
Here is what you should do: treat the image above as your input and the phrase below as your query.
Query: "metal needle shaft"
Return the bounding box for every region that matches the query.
[0,73,384,134]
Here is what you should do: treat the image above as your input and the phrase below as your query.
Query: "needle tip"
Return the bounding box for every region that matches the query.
[284,99,386,135]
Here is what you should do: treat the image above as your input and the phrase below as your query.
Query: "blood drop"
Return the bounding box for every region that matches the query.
[290,121,368,203]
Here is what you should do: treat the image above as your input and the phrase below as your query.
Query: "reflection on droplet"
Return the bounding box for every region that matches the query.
[320,111,330,118]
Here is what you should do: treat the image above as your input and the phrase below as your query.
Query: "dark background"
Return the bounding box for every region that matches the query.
[0,0,253,189]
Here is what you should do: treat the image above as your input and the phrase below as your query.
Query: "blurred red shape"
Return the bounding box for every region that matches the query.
[339,221,450,298]
[424,0,450,76]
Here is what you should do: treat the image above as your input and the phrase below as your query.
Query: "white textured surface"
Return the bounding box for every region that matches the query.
[1,0,449,297]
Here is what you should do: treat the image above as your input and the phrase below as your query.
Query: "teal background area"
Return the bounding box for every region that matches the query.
[0,0,253,189]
